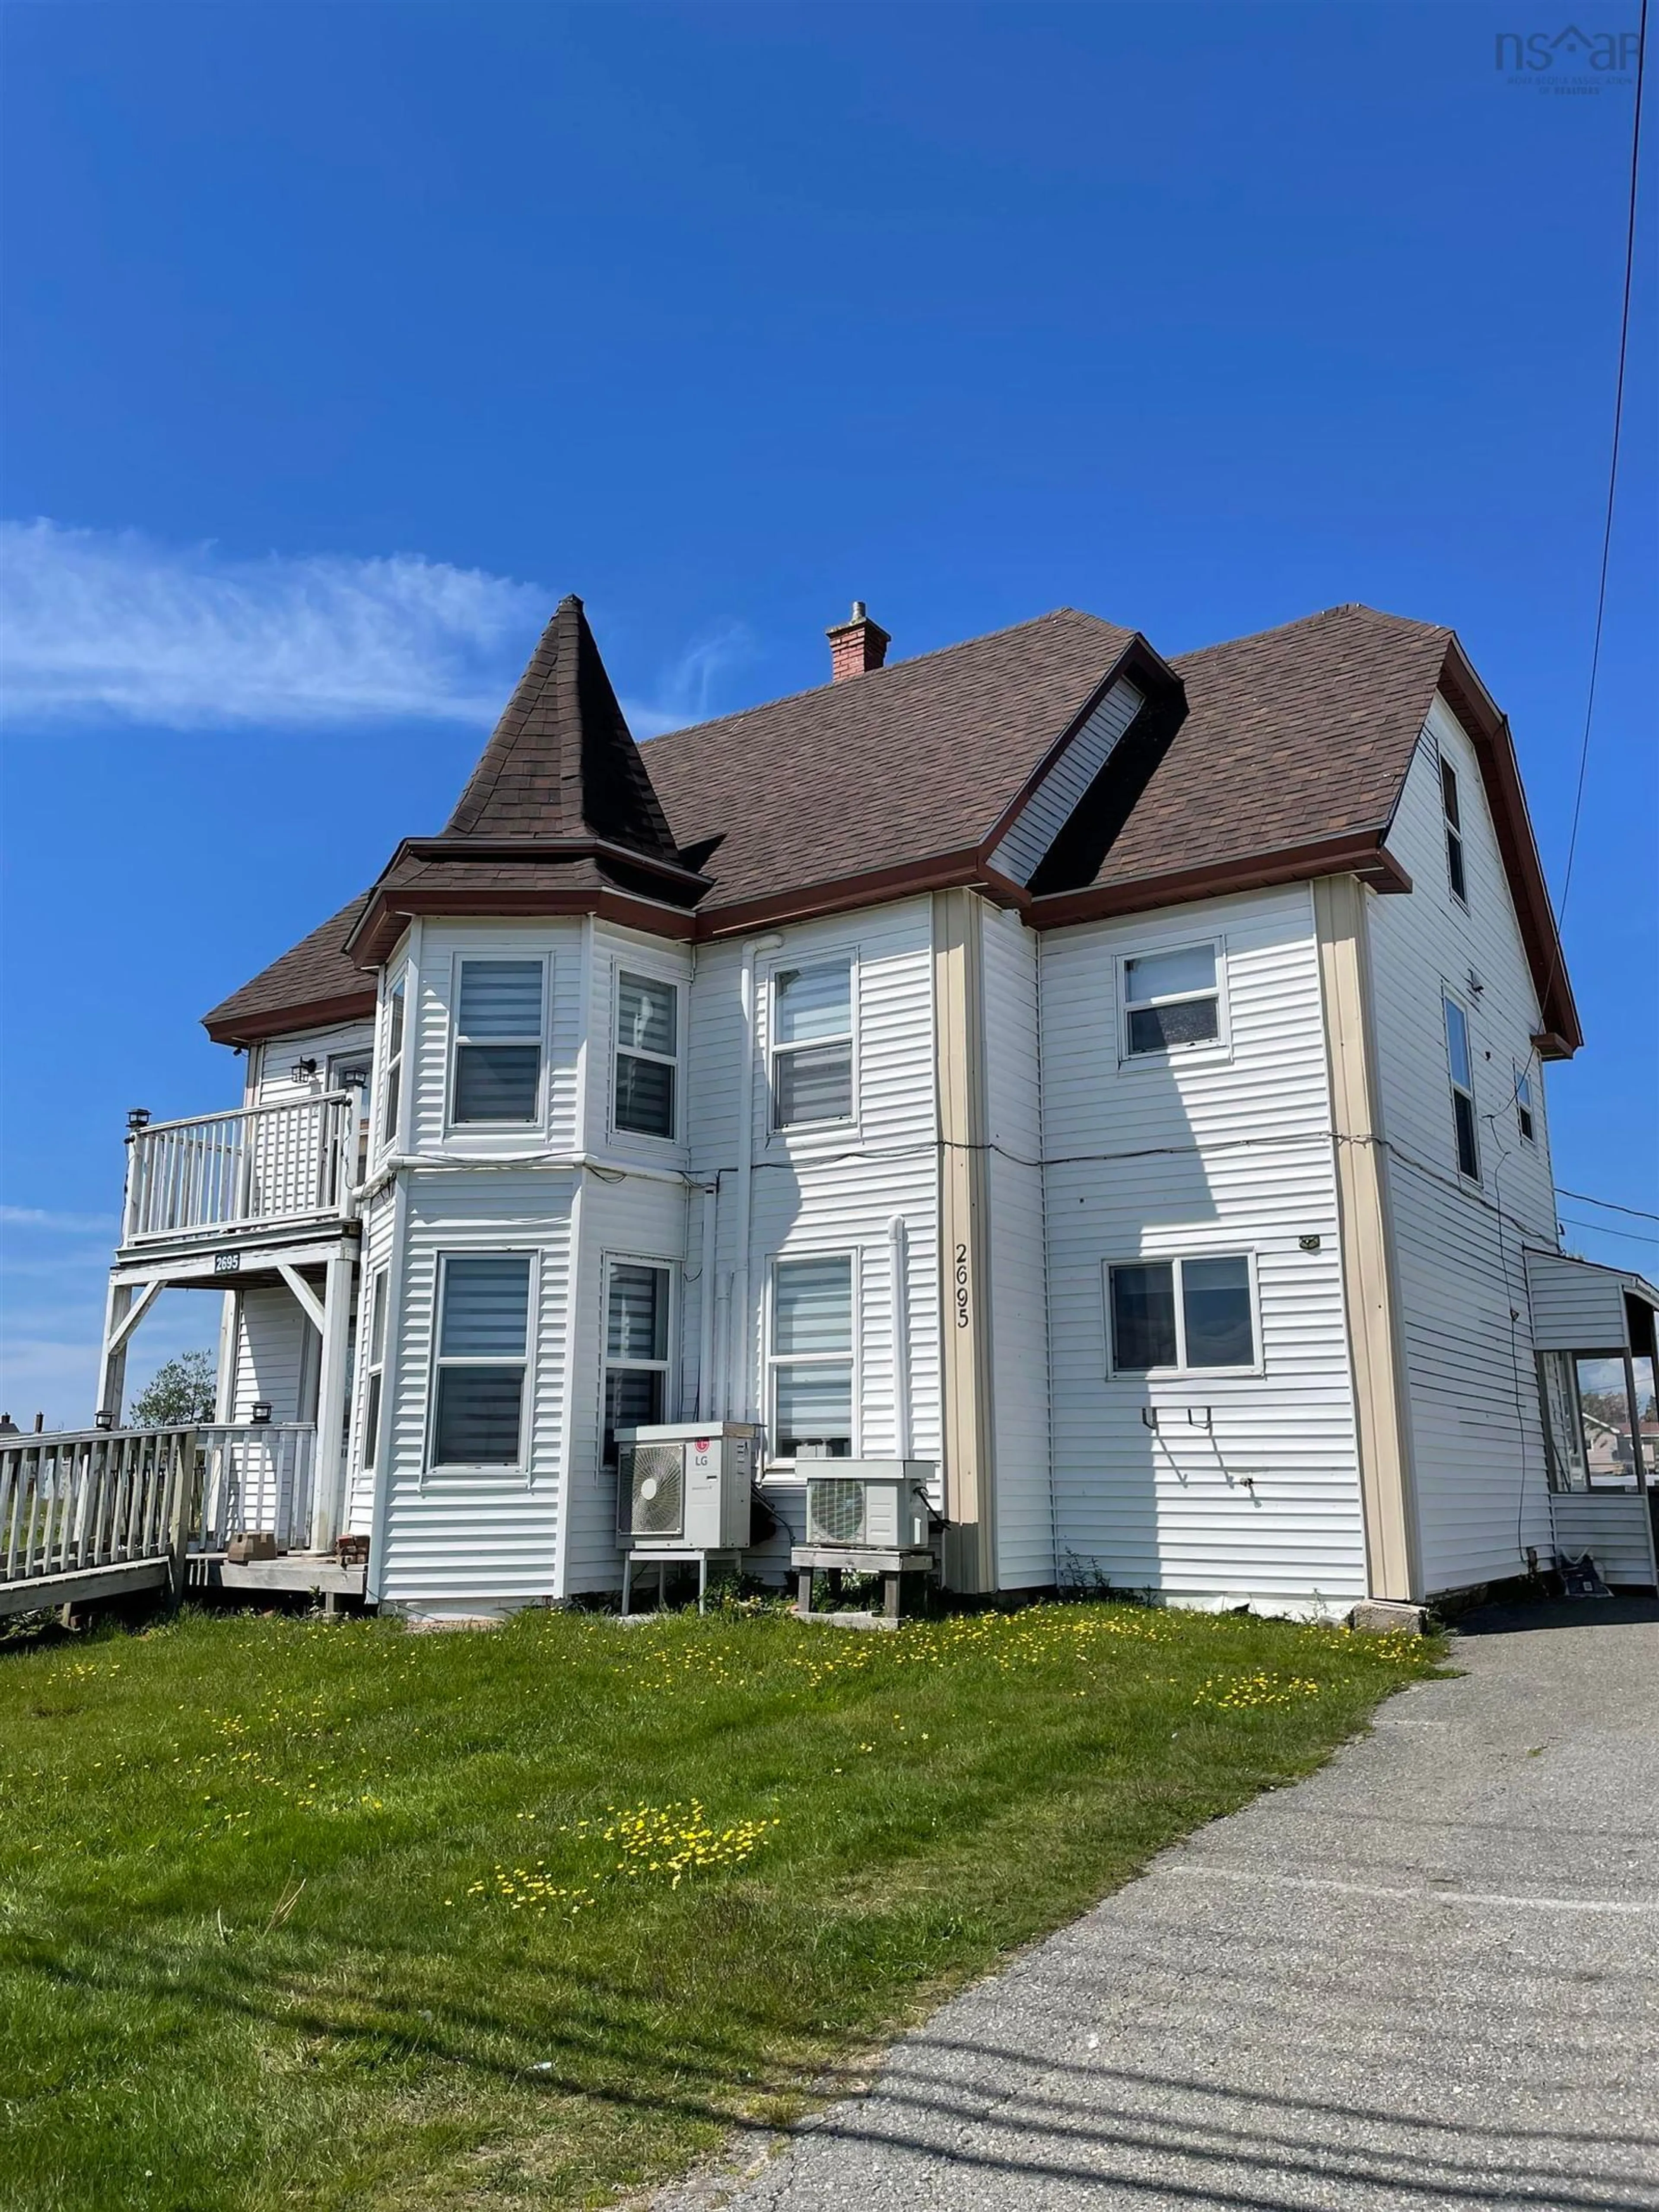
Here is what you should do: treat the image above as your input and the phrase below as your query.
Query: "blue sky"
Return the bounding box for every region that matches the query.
[1,1,1653,1423]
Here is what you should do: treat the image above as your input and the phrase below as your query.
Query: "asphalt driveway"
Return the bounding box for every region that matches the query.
[663,1598,1659,2212]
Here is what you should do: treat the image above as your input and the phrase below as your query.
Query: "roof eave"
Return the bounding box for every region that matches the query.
[1025,831,1412,931]
[202,985,379,1050]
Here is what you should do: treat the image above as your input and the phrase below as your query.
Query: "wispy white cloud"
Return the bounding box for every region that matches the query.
[623,624,754,738]
[0,1204,119,1235]
[0,519,548,730]
[0,519,753,742]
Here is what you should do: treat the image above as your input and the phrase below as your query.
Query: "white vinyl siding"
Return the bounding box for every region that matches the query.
[250,1019,378,1111]
[988,676,1144,885]
[1042,884,1367,1611]
[1369,698,1561,1593]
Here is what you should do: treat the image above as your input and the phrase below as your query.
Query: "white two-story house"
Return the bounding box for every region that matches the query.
[81,593,1659,1617]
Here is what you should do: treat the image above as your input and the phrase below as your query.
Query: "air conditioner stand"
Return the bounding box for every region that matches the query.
[791,1545,940,1623]
[620,1545,746,1618]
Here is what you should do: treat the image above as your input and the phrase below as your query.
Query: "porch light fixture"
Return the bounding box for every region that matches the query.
[292,1057,319,1082]
[251,1400,273,1426]
[126,1108,151,1133]
[95,1409,115,1431]
[338,1065,369,1090]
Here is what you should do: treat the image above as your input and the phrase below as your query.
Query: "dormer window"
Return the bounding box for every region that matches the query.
[1441,756,1468,906]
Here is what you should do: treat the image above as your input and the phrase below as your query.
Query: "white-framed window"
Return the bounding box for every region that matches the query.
[613,971,679,1140]
[1120,941,1224,1060]
[768,1253,855,1459]
[1443,992,1480,1181]
[601,1259,673,1467]
[1514,1062,1536,1145]
[450,958,544,1126]
[1105,1254,1259,1375]
[771,958,854,1129]
[430,1253,532,1468]
[1440,754,1469,907]
[380,974,406,1146]
[362,1267,388,1471]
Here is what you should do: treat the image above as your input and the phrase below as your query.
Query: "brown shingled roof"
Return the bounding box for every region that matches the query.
[203,596,1578,1057]
[643,607,1140,914]
[203,892,376,1044]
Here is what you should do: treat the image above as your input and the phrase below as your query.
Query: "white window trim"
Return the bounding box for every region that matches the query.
[1442,987,1481,1184]
[598,1251,677,1468]
[763,1246,861,1473]
[425,1248,537,1476]
[1116,936,1231,1070]
[1438,745,1470,911]
[766,948,861,1144]
[445,952,550,1135]
[608,961,683,1146]
[377,968,408,1158]
[359,1265,389,1474]
[1513,1061,1537,1146]
[1102,1251,1263,1380]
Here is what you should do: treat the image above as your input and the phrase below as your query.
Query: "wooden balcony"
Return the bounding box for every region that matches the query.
[123,1094,358,1249]
[0,1423,362,1617]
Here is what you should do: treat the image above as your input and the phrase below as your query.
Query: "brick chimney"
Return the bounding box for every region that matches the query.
[826,601,890,682]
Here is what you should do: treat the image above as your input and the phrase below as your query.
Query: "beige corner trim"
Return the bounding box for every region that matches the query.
[1313,875,1421,1601]
[933,888,997,1593]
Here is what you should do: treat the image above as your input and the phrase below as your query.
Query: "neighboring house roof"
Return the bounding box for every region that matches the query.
[202,595,1580,1055]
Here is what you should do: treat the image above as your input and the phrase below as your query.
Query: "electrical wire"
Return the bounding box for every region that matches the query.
[1554,1187,1659,1225]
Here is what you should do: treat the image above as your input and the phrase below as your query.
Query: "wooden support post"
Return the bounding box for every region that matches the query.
[98,1279,134,1426]
[309,1254,354,1555]
[166,1430,196,1604]
[884,1571,902,1623]
[796,1566,814,1617]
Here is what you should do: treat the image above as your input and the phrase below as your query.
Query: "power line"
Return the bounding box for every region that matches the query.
[1557,1213,1659,1248]
[1554,0,1649,931]
[1555,1185,1659,1225]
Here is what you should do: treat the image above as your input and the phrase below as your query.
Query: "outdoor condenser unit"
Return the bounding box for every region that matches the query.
[616,1423,756,1550]
[804,1461,934,1551]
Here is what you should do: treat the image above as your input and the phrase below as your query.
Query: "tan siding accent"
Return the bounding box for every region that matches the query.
[1313,873,1420,1600]
[933,889,996,1591]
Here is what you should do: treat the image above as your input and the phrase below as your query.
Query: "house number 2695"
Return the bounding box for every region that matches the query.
[954,1242,971,1329]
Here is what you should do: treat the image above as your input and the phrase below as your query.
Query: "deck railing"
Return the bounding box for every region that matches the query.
[0,1423,321,1595]
[124,1095,356,1244]
[1,1427,194,1590]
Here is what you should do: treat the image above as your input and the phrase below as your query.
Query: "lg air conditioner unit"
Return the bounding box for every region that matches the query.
[804,1460,935,1552]
[616,1423,756,1550]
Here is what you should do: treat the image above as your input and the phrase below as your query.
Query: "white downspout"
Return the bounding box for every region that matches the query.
[731,935,782,1423]
[697,1181,719,1419]
[888,1214,912,1458]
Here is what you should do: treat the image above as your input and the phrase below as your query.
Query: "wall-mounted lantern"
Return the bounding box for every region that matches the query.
[126,1108,151,1134]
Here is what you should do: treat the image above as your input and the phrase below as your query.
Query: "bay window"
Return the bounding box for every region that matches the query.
[431,1253,531,1467]
[602,1261,671,1466]
[452,959,543,1125]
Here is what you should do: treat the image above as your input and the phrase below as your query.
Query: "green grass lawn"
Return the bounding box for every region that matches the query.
[0,1598,1439,2211]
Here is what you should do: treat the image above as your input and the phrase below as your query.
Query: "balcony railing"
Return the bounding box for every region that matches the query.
[0,1423,321,1595]
[124,1095,357,1244]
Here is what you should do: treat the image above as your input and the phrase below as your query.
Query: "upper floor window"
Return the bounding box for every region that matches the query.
[614,971,678,1139]
[1440,756,1468,906]
[452,959,543,1126]
[1444,993,1480,1181]
[1122,942,1221,1058]
[769,1253,854,1458]
[381,977,405,1146]
[602,1260,671,1466]
[431,1253,531,1467]
[772,960,853,1128]
[1514,1063,1536,1145]
[1107,1254,1258,1374]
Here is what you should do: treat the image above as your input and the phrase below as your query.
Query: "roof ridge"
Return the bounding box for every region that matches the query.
[645,605,1127,748]
[1174,602,1450,666]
